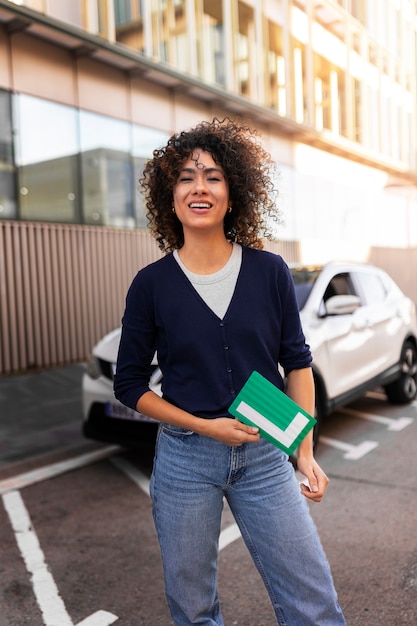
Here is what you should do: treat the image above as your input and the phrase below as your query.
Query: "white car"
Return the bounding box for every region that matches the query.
[82,328,163,448]
[82,262,417,448]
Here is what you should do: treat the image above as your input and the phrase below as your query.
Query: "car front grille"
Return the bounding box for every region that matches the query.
[98,359,161,384]
[98,358,114,381]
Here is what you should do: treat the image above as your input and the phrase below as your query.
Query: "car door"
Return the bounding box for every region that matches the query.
[306,271,379,399]
[352,269,404,374]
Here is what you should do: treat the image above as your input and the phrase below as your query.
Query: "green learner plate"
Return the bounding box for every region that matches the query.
[228,371,316,455]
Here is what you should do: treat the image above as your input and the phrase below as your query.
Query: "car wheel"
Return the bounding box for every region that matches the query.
[384,340,417,404]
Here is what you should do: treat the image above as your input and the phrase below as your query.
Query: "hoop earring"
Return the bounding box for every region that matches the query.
[227,206,232,213]
[172,206,176,213]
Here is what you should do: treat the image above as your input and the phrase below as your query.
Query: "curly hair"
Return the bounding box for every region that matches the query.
[140,117,280,252]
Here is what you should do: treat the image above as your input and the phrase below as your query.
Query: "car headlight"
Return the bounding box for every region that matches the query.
[85,355,101,380]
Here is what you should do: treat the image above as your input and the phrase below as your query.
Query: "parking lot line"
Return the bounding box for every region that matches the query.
[2,490,119,626]
[338,407,414,431]
[110,457,150,496]
[364,390,387,400]
[111,456,242,551]
[319,436,379,459]
[0,446,120,496]
[219,523,241,550]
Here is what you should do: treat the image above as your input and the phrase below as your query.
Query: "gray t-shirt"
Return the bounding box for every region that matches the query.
[173,243,242,319]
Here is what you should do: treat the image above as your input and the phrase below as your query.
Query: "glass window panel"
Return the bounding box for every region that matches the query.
[196,0,225,86]
[86,0,99,32]
[367,86,379,151]
[356,272,387,305]
[132,125,169,228]
[147,0,188,69]
[266,21,285,113]
[0,90,13,166]
[291,40,307,124]
[13,94,79,222]
[0,169,17,220]
[114,0,146,51]
[0,90,16,219]
[115,0,132,25]
[380,92,391,156]
[85,0,107,34]
[80,110,131,153]
[79,111,134,227]
[172,0,188,71]
[313,51,346,136]
[235,2,254,97]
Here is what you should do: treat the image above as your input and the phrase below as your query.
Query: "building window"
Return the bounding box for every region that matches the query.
[0,90,16,220]
[235,2,254,98]
[352,77,363,143]
[115,0,134,25]
[266,21,286,114]
[314,54,345,135]
[196,0,225,86]
[7,91,168,228]
[291,40,307,124]
[79,111,134,228]
[147,0,189,68]
[84,0,111,36]
[114,0,145,52]
[132,125,169,228]
[13,94,80,223]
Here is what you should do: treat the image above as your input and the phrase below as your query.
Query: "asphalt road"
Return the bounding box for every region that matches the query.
[0,364,89,472]
[1,368,417,625]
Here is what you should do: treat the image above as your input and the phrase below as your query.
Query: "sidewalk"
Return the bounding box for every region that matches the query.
[0,364,102,476]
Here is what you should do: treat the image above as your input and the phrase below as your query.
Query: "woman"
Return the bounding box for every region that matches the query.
[114,118,345,625]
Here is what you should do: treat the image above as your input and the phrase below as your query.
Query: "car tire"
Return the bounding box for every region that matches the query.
[384,340,417,404]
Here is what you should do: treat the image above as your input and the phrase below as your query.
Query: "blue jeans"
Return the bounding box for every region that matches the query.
[150,424,345,626]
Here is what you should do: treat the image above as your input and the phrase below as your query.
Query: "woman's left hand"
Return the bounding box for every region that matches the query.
[296,455,329,503]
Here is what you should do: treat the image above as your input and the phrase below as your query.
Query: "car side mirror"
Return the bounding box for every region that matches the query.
[324,294,361,316]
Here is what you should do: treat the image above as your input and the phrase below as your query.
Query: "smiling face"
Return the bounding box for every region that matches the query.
[172,149,230,238]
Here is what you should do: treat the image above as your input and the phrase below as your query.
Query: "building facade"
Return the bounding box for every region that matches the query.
[0,0,416,374]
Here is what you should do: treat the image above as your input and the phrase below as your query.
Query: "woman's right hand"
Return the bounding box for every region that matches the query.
[137,391,259,446]
[198,417,260,446]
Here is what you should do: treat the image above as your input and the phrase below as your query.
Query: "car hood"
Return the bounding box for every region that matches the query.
[92,328,158,368]
[92,328,121,362]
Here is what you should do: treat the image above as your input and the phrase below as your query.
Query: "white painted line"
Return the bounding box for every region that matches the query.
[219,523,241,550]
[2,490,118,626]
[76,611,119,626]
[365,392,417,410]
[365,390,387,400]
[339,407,414,431]
[110,457,150,496]
[320,436,379,460]
[0,446,120,496]
[111,457,242,551]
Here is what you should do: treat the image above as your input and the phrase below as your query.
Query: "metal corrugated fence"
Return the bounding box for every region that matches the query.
[0,222,162,374]
[0,221,300,375]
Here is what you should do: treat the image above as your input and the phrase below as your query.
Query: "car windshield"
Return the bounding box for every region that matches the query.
[290,266,322,311]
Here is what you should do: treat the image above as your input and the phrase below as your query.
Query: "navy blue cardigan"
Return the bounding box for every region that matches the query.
[114,246,312,419]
